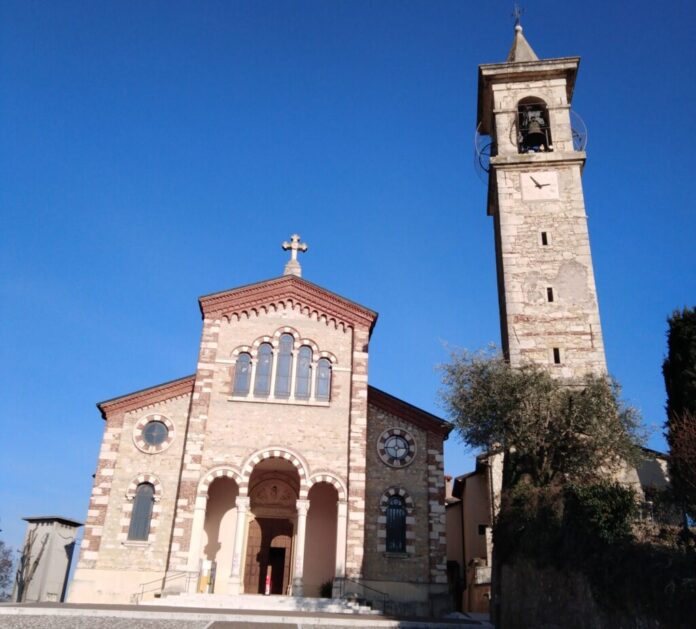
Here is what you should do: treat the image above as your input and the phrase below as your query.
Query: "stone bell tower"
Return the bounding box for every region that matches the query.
[476,23,606,378]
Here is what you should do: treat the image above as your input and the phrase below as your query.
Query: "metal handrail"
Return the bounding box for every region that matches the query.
[338,576,390,613]
[132,570,196,604]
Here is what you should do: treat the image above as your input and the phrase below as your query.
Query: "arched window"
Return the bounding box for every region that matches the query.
[274,334,294,398]
[233,352,252,395]
[386,495,406,552]
[315,358,332,401]
[517,97,552,153]
[295,346,312,399]
[128,483,155,541]
[254,343,273,396]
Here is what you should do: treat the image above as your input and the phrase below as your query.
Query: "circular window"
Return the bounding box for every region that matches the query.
[384,435,409,460]
[133,413,175,454]
[377,428,416,468]
[142,421,168,446]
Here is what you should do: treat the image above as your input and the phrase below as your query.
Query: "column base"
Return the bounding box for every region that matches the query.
[228,577,242,595]
[292,577,303,597]
[331,577,344,599]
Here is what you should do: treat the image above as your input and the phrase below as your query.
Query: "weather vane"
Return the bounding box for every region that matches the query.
[512,2,525,27]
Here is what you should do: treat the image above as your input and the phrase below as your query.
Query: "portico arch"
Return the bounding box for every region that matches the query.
[235,452,305,596]
[240,446,310,497]
[198,466,244,497]
[307,471,347,501]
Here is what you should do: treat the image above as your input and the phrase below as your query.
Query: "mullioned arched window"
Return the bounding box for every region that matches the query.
[274,334,294,398]
[254,343,274,396]
[295,346,312,399]
[233,352,252,395]
[315,357,332,401]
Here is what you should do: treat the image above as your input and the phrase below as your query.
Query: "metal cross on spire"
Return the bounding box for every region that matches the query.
[282,234,308,277]
[512,2,525,27]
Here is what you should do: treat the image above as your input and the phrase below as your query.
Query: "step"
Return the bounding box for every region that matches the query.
[147,592,382,615]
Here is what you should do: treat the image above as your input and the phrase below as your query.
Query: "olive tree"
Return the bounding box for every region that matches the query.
[440,349,642,489]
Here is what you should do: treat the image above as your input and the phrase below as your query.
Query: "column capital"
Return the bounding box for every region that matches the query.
[296,499,310,515]
[236,496,250,511]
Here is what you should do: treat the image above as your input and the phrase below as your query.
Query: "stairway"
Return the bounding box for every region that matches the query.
[147,592,382,615]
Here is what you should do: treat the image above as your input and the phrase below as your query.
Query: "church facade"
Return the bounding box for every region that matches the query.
[68,240,451,613]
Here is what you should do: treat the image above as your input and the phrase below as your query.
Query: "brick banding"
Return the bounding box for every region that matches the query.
[198,466,244,496]
[240,447,310,497]
[307,472,348,501]
[126,474,163,502]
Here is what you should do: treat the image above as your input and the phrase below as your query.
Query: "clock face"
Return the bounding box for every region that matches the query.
[521,171,559,201]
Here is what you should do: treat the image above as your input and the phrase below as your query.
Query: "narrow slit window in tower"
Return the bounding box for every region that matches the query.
[541,231,549,246]
[553,348,561,365]
[547,287,554,302]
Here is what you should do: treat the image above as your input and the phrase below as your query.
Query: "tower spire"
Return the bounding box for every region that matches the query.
[506,4,539,62]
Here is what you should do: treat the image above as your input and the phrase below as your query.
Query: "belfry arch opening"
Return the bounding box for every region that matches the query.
[517,97,552,153]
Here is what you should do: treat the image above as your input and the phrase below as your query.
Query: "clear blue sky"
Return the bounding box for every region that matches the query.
[1,1,695,555]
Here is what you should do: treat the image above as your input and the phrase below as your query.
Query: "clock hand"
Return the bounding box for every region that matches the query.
[530,176,543,189]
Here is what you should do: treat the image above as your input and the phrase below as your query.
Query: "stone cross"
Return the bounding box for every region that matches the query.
[282,234,308,277]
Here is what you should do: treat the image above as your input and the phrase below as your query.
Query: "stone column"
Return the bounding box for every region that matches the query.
[331,500,348,598]
[228,496,250,595]
[292,499,310,596]
[185,495,208,593]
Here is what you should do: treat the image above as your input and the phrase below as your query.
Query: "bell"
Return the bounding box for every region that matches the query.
[523,115,547,151]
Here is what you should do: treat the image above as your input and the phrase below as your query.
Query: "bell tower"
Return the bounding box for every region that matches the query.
[476,23,606,378]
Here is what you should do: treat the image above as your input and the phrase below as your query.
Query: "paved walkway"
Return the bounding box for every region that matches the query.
[0,603,493,628]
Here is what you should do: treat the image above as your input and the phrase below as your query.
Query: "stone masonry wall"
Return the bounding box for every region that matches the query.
[363,404,433,584]
[426,431,447,586]
[168,305,359,573]
[87,393,191,573]
[75,411,126,570]
[490,76,607,378]
[167,316,221,572]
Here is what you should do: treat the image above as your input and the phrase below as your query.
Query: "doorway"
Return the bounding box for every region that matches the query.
[243,517,293,594]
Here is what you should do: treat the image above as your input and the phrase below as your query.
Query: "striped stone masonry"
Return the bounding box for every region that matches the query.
[76,411,125,569]
[167,316,221,573]
[345,325,370,578]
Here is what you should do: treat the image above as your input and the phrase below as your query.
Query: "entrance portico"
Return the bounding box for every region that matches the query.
[186,448,347,597]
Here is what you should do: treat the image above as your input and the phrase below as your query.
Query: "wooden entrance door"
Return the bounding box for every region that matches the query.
[243,517,293,594]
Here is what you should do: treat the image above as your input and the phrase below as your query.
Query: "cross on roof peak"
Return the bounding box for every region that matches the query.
[281,234,308,277]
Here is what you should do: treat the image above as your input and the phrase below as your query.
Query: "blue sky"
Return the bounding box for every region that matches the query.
[1,0,695,556]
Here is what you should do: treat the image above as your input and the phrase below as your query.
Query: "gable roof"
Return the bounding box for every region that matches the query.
[368,386,452,438]
[199,275,378,334]
[97,374,195,419]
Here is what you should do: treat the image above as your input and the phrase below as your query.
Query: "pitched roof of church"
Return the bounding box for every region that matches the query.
[506,24,539,62]
[97,374,195,419]
[368,386,452,437]
[198,274,378,334]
